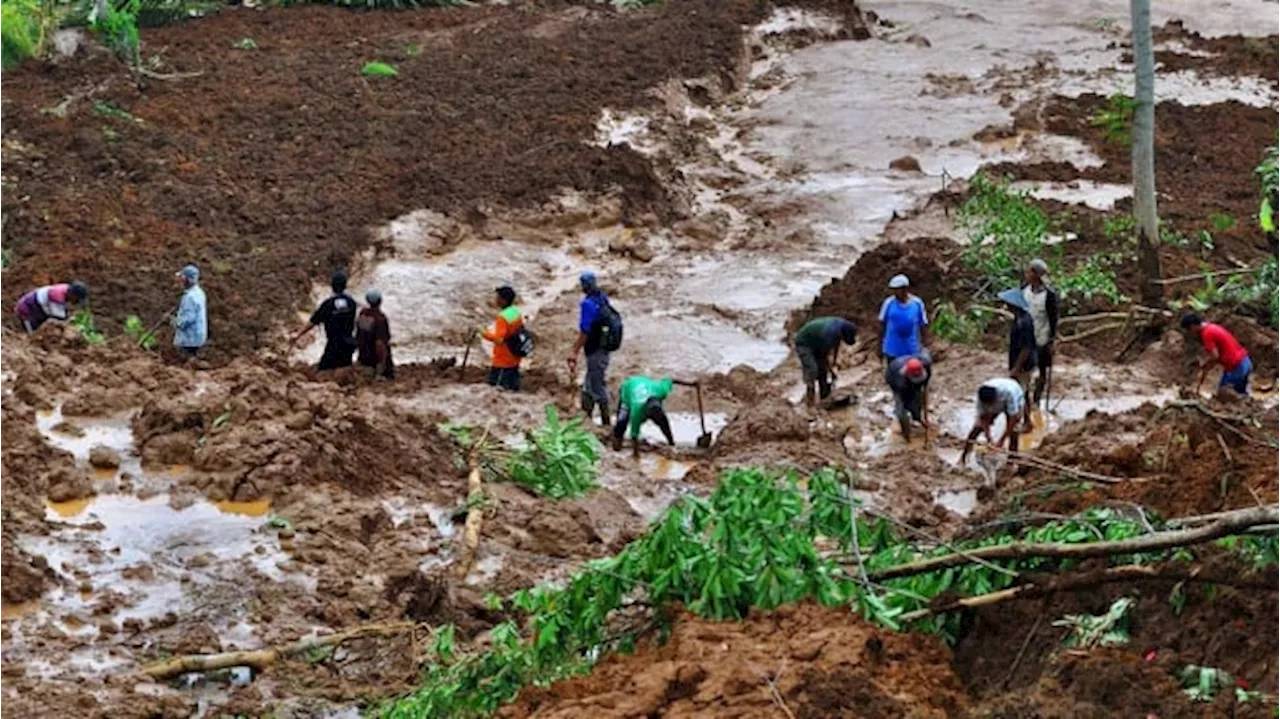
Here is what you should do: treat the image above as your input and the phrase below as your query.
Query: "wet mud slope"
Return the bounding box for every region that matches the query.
[1,0,790,360]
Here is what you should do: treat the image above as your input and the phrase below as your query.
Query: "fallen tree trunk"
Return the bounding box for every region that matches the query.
[141,621,415,680]
[898,563,1278,623]
[867,506,1278,581]
[455,426,490,579]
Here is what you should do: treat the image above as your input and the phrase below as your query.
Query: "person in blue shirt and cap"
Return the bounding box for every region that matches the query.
[998,287,1037,432]
[878,274,929,365]
[567,271,617,425]
[173,264,207,358]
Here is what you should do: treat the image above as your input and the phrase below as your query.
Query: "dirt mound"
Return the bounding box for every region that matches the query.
[502,603,968,718]
[1012,399,1278,518]
[131,363,459,501]
[1,535,55,604]
[714,396,811,452]
[793,236,960,338]
[1151,21,1279,83]
[955,559,1279,714]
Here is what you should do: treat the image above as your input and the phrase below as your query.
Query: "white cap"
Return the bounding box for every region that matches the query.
[888,274,910,289]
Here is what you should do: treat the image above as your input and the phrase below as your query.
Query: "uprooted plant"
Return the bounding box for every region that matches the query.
[380,467,1277,718]
[444,406,601,500]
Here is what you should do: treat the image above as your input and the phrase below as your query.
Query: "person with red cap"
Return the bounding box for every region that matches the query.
[885,351,932,441]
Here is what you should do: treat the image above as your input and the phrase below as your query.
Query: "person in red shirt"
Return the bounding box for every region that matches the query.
[1181,313,1252,395]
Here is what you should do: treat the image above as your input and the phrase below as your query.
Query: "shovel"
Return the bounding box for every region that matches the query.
[140,307,176,350]
[459,330,477,378]
[694,382,713,449]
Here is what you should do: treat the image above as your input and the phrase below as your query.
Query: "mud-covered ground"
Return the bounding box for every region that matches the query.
[2,0,1278,717]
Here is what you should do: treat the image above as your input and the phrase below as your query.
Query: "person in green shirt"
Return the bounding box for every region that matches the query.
[793,316,857,406]
[612,375,698,457]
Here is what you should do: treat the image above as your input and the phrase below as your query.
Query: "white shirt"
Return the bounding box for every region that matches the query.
[1023,285,1050,347]
[977,378,1024,418]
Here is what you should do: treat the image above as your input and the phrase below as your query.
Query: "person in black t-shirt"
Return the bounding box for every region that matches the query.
[292,270,357,370]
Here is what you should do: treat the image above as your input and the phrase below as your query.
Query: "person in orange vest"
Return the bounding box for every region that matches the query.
[481,286,525,391]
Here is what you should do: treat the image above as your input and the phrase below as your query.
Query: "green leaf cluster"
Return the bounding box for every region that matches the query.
[91,0,141,66]
[71,309,105,344]
[381,470,1272,718]
[505,406,601,499]
[124,314,157,349]
[1052,597,1133,648]
[1088,92,1136,147]
[1257,142,1277,233]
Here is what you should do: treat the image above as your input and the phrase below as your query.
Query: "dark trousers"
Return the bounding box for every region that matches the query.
[487,366,521,391]
[318,340,354,371]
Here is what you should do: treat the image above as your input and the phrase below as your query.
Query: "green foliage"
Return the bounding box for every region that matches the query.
[1178,665,1265,704]
[93,101,139,122]
[1089,92,1136,147]
[1209,212,1236,233]
[91,0,141,66]
[403,42,421,57]
[1178,257,1279,329]
[506,406,601,499]
[1101,213,1135,240]
[958,174,1050,292]
[2,0,47,69]
[1055,253,1127,308]
[381,468,1272,718]
[123,314,157,349]
[70,309,105,344]
[361,61,397,77]
[1257,143,1277,233]
[1053,597,1133,648]
[265,515,293,531]
[930,299,991,345]
[232,37,257,50]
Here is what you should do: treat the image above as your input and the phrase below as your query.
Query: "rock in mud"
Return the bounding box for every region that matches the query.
[51,421,86,438]
[88,445,122,469]
[45,467,93,502]
[283,410,313,431]
[2,535,52,603]
[889,155,923,172]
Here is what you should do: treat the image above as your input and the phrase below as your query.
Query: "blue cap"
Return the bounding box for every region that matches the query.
[177,264,200,282]
[579,271,598,291]
[365,289,382,306]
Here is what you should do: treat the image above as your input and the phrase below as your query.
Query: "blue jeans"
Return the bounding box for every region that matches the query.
[1219,355,1252,394]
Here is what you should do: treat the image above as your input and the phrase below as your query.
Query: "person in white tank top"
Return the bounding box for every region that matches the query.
[1020,259,1059,408]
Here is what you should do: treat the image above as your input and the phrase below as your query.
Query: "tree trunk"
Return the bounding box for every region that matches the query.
[1130,0,1163,307]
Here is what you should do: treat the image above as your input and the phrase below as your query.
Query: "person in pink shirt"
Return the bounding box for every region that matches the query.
[14,282,88,333]
[1181,313,1252,395]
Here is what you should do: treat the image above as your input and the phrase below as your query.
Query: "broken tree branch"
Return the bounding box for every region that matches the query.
[455,425,491,579]
[867,506,1277,581]
[1058,322,1127,343]
[897,562,1277,623]
[141,621,415,679]
[1152,267,1259,286]
[1001,449,1137,485]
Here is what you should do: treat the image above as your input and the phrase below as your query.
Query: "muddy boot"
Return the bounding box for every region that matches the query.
[580,391,595,417]
[598,400,611,427]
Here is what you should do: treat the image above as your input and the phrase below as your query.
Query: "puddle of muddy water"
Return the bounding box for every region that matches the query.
[11,493,299,665]
[37,406,134,467]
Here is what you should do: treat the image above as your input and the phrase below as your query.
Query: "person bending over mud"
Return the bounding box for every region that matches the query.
[886,351,931,441]
[356,289,394,380]
[961,377,1026,464]
[292,270,357,371]
[793,316,856,406]
[1182,313,1253,396]
[13,281,88,334]
[613,376,697,457]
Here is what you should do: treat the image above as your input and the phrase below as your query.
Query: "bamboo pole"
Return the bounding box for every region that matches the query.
[454,425,491,579]
[141,621,415,680]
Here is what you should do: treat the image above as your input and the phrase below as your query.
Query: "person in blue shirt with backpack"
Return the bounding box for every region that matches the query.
[567,271,621,426]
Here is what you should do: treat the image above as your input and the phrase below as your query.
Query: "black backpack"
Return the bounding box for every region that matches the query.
[505,324,535,358]
[594,300,624,352]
